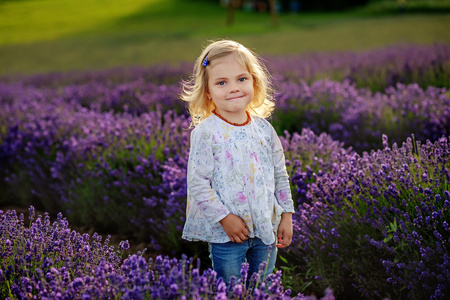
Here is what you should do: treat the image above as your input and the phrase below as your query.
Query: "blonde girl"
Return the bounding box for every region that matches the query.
[181,40,294,284]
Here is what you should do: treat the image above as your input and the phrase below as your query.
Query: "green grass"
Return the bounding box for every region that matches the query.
[0,0,164,45]
[0,0,449,76]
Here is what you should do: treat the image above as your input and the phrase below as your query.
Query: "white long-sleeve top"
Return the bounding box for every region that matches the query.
[182,114,294,245]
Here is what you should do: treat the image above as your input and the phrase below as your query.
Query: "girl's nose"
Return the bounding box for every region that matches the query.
[230,83,239,93]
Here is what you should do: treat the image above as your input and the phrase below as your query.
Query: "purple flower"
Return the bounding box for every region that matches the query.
[443,221,449,231]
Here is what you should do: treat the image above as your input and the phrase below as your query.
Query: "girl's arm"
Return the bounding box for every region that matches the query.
[187,127,230,225]
[270,126,295,213]
[270,126,295,248]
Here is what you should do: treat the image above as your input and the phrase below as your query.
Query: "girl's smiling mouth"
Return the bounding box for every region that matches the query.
[226,95,244,101]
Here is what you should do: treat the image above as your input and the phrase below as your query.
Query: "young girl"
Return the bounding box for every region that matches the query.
[181,40,294,284]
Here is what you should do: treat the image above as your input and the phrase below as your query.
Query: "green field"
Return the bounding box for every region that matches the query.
[0,0,449,75]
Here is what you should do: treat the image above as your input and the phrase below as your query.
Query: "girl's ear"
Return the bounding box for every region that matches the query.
[205,76,211,100]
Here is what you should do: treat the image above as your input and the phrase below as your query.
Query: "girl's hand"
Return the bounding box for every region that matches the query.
[219,214,249,243]
[276,213,293,248]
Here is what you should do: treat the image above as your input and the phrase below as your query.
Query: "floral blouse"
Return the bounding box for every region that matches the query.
[182,114,294,245]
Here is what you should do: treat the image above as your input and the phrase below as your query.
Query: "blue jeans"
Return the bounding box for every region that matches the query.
[209,238,277,284]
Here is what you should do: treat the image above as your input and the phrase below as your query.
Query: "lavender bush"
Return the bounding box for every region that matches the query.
[267,43,450,91]
[0,63,193,88]
[273,80,450,152]
[0,97,190,253]
[280,128,354,204]
[0,206,126,299]
[0,206,333,299]
[288,135,450,299]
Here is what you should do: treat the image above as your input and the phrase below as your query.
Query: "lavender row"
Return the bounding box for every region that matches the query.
[267,43,450,91]
[0,62,193,88]
[0,207,335,299]
[2,44,448,93]
[273,80,450,152]
[2,76,449,154]
[287,135,450,299]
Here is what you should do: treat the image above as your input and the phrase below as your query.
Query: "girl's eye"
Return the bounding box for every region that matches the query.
[238,77,247,82]
[218,81,226,86]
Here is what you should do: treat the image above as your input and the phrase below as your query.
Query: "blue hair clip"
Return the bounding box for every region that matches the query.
[202,54,209,67]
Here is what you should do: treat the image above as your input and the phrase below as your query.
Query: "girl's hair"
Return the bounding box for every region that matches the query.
[181,39,275,128]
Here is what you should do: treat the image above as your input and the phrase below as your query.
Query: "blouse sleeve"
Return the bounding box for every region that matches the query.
[187,126,230,224]
[271,126,295,213]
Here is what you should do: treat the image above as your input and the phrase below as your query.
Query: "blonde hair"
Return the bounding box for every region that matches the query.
[181,39,275,128]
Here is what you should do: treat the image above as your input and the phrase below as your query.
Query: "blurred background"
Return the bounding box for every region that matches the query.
[1,0,449,76]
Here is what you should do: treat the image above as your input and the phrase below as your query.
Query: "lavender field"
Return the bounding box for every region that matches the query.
[1,43,450,299]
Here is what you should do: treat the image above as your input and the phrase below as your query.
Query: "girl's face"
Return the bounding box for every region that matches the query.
[206,53,254,124]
